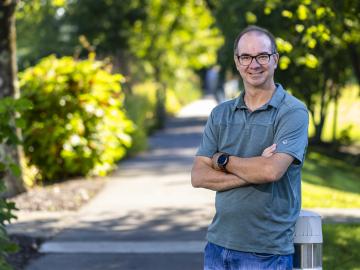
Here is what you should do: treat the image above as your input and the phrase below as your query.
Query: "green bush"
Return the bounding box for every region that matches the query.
[124,78,201,154]
[0,97,32,269]
[20,55,134,183]
[124,82,157,155]
[170,69,202,108]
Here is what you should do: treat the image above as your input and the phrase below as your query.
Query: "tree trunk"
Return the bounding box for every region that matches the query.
[312,78,332,144]
[348,43,360,87]
[332,86,340,143]
[155,68,167,128]
[0,0,26,196]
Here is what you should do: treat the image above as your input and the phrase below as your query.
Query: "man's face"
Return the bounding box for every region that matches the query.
[234,32,278,89]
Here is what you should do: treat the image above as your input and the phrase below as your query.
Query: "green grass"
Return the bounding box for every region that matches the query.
[308,84,360,143]
[302,151,360,208]
[323,224,360,270]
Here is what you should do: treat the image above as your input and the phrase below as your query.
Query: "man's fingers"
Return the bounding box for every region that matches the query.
[212,152,221,170]
[261,144,277,157]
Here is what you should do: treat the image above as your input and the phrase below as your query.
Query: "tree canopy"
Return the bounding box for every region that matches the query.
[207,0,359,142]
[14,0,360,141]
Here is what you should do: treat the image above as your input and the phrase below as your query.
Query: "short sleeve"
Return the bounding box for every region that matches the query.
[274,108,309,165]
[196,111,218,158]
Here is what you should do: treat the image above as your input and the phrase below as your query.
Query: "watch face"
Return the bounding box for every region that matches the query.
[218,154,228,165]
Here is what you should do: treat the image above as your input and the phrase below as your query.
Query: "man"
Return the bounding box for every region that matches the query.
[191,25,309,270]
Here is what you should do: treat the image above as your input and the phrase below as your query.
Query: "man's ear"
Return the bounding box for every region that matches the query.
[234,55,241,71]
[274,53,279,68]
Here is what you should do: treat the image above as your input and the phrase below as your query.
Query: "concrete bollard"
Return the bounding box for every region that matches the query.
[293,210,323,270]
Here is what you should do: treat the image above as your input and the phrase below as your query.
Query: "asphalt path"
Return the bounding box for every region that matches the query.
[25,96,218,270]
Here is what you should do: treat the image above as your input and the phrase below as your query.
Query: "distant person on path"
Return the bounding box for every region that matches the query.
[205,65,225,102]
[191,25,309,270]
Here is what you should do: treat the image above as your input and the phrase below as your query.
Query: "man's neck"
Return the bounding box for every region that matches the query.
[243,82,276,111]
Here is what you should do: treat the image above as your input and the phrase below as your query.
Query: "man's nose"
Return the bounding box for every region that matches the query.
[249,57,261,68]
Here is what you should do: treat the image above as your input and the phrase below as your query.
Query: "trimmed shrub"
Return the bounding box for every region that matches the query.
[20,55,134,183]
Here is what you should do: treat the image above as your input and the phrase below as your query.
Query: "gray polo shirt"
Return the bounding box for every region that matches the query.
[196,84,309,255]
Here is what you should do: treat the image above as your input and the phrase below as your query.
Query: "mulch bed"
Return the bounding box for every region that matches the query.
[6,178,106,269]
[10,178,106,212]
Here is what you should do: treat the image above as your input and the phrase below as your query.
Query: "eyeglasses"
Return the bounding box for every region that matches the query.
[236,53,276,66]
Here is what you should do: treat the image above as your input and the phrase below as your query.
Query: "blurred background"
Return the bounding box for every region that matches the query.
[0,0,359,269]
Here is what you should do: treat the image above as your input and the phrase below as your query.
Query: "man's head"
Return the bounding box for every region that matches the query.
[233,25,277,55]
[233,25,279,89]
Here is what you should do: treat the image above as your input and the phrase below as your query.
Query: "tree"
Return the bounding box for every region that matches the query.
[16,0,223,127]
[16,0,146,73]
[0,0,26,196]
[15,0,69,69]
[207,0,359,143]
[263,0,358,142]
[129,0,223,126]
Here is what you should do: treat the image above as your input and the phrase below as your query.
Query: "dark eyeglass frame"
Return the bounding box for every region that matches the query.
[236,52,277,66]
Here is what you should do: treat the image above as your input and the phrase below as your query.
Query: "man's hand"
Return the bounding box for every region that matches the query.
[191,156,250,191]
[261,143,276,157]
[212,152,223,171]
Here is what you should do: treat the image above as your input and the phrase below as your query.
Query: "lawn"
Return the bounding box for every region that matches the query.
[302,151,360,208]
[301,150,360,268]
[323,223,360,270]
[308,84,360,143]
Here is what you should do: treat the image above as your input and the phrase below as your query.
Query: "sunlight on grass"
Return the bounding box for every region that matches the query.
[302,151,360,208]
[308,84,360,143]
[323,224,360,270]
[303,152,360,193]
[302,182,360,208]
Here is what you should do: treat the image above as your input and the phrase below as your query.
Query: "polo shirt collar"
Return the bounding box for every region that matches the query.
[268,83,285,108]
[233,83,285,111]
[233,90,247,110]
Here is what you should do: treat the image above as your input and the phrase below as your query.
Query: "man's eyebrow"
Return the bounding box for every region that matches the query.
[238,51,271,56]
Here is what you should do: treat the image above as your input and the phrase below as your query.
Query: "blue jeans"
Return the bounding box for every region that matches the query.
[204,242,293,270]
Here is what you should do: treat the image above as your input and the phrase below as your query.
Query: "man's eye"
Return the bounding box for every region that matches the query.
[257,55,268,60]
[240,56,251,61]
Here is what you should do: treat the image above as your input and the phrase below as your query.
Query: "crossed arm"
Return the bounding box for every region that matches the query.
[191,144,294,192]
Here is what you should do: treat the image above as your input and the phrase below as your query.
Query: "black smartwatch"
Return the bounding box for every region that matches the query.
[217,153,230,172]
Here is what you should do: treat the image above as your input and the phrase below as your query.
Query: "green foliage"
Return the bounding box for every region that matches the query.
[16,0,69,69]
[19,55,134,183]
[125,79,201,154]
[209,0,359,142]
[64,0,146,54]
[308,84,360,143]
[124,82,157,154]
[0,97,31,269]
[16,0,146,69]
[169,69,202,108]
[130,0,223,71]
[16,0,221,129]
[323,224,360,270]
[129,0,222,126]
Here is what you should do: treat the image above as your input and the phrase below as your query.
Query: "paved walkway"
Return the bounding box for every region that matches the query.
[18,96,217,270]
[7,95,360,270]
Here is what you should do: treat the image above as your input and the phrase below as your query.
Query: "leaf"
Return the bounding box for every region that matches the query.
[14,98,33,110]
[9,164,21,177]
[0,164,6,172]
[15,118,26,129]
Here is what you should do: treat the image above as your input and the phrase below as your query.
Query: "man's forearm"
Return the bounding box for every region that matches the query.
[226,154,293,184]
[226,156,273,183]
[191,163,250,192]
